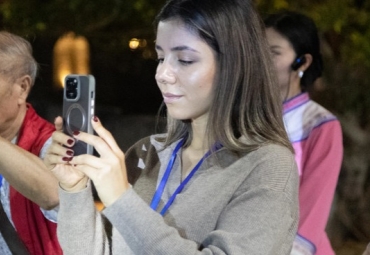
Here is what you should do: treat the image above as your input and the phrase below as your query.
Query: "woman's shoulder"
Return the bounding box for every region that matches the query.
[238,136,294,162]
[247,142,295,165]
[220,137,296,175]
[240,143,298,192]
[237,142,296,175]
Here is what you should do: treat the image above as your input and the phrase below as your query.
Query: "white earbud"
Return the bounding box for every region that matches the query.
[299,71,304,78]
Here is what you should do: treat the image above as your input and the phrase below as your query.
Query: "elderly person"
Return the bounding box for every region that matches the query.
[0,31,62,254]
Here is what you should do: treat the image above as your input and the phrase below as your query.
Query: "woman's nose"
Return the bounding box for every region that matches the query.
[155,61,176,85]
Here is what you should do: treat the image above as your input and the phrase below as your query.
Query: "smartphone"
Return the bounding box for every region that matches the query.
[63,74,95,155]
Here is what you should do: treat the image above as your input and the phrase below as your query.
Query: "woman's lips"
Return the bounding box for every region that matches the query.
[163,93,182,103]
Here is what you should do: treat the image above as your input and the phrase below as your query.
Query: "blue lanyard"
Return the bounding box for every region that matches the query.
[0,175,2,188]
[150,138,220,216]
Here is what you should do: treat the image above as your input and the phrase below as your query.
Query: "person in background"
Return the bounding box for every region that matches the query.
[264,11,343,255]
[0,31,62,254]
[45,0,299,254]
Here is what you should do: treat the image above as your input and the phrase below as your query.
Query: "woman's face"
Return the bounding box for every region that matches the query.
[266,27,301,101]
[155,19,216,122]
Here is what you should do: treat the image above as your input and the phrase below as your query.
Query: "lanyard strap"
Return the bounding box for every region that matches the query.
[0,175,2,189]
[150,138,220,216]
[159,149,212,216]
[150,138,185,212]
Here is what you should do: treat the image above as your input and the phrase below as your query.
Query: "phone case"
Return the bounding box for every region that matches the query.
[63,74,95,155]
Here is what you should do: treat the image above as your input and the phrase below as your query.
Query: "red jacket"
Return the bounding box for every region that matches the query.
[9,104,62,255]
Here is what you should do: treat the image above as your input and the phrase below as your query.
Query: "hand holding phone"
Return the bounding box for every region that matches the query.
[63,74,95,155]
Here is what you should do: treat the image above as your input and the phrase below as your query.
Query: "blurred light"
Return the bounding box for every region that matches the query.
[129,38,140,50]
[53,32,90,88]
[129,38,147,50]
[58,71,70,88]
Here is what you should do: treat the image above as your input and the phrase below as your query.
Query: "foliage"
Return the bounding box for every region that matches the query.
[0,0,163,67]
[2,0,369,119]
[0,0,165,36]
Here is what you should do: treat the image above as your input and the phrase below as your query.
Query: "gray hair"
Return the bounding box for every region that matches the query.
[0,31,38,86]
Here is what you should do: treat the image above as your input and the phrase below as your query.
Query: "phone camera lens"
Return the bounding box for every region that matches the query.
[66,78,78,99]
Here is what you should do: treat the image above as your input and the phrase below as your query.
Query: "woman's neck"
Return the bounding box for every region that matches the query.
[181,117,209,180]
[189,116,208,152]
[281,74,302,102]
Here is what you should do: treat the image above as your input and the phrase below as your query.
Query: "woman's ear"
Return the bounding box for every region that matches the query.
[17,75,32,104]
[300,53,313,72]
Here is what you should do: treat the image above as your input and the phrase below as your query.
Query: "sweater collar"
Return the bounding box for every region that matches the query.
[283,92,310,114]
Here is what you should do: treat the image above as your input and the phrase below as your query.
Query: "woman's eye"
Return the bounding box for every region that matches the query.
[156,58,164,63]
[179,60,193,66]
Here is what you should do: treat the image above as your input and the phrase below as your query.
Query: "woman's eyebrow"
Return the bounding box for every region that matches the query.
[270,45,282,50]
[155,44,199,53]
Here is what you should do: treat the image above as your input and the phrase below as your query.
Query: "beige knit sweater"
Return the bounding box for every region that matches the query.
[57,135,299,255]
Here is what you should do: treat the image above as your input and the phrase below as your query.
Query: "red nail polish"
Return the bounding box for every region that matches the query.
[73,131,80,136]
[66,150,74,156]
[67,139,74,145]
[62,157,72,162]
[93,116,99,122]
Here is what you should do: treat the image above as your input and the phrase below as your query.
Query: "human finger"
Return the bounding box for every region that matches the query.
[71,130,116,159]
[91,116,124,158]
[44,134,74,170]
[54,116,64,131]
[71,156,129,206]
[69,154,107,172]
[44,152,73,170]
[52,130,75,148]
[47,137,75,157]
[50,164,88,192]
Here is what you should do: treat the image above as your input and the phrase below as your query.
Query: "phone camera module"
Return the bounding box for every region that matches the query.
[66,78,78,99]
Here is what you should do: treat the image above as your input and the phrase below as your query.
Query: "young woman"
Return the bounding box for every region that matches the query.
[265,11,343,255]
[45,0,299,254]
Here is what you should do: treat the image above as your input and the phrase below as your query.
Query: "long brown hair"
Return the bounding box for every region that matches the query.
[155,0,293,154]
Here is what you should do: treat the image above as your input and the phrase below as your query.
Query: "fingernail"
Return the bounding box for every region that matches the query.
[67,139,74,145]
[93,116,99,122]
[62,157,72,162]
[66,150,74,156]
[73,131,80,136]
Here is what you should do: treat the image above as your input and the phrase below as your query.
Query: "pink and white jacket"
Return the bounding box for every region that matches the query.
[284,92,343,255]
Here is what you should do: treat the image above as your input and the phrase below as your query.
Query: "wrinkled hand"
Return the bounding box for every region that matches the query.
[68,116,130,207]
[44,117,88,192]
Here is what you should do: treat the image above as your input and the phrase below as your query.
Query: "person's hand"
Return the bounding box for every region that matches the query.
[69,116,130,207]
[44,116,88,192]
